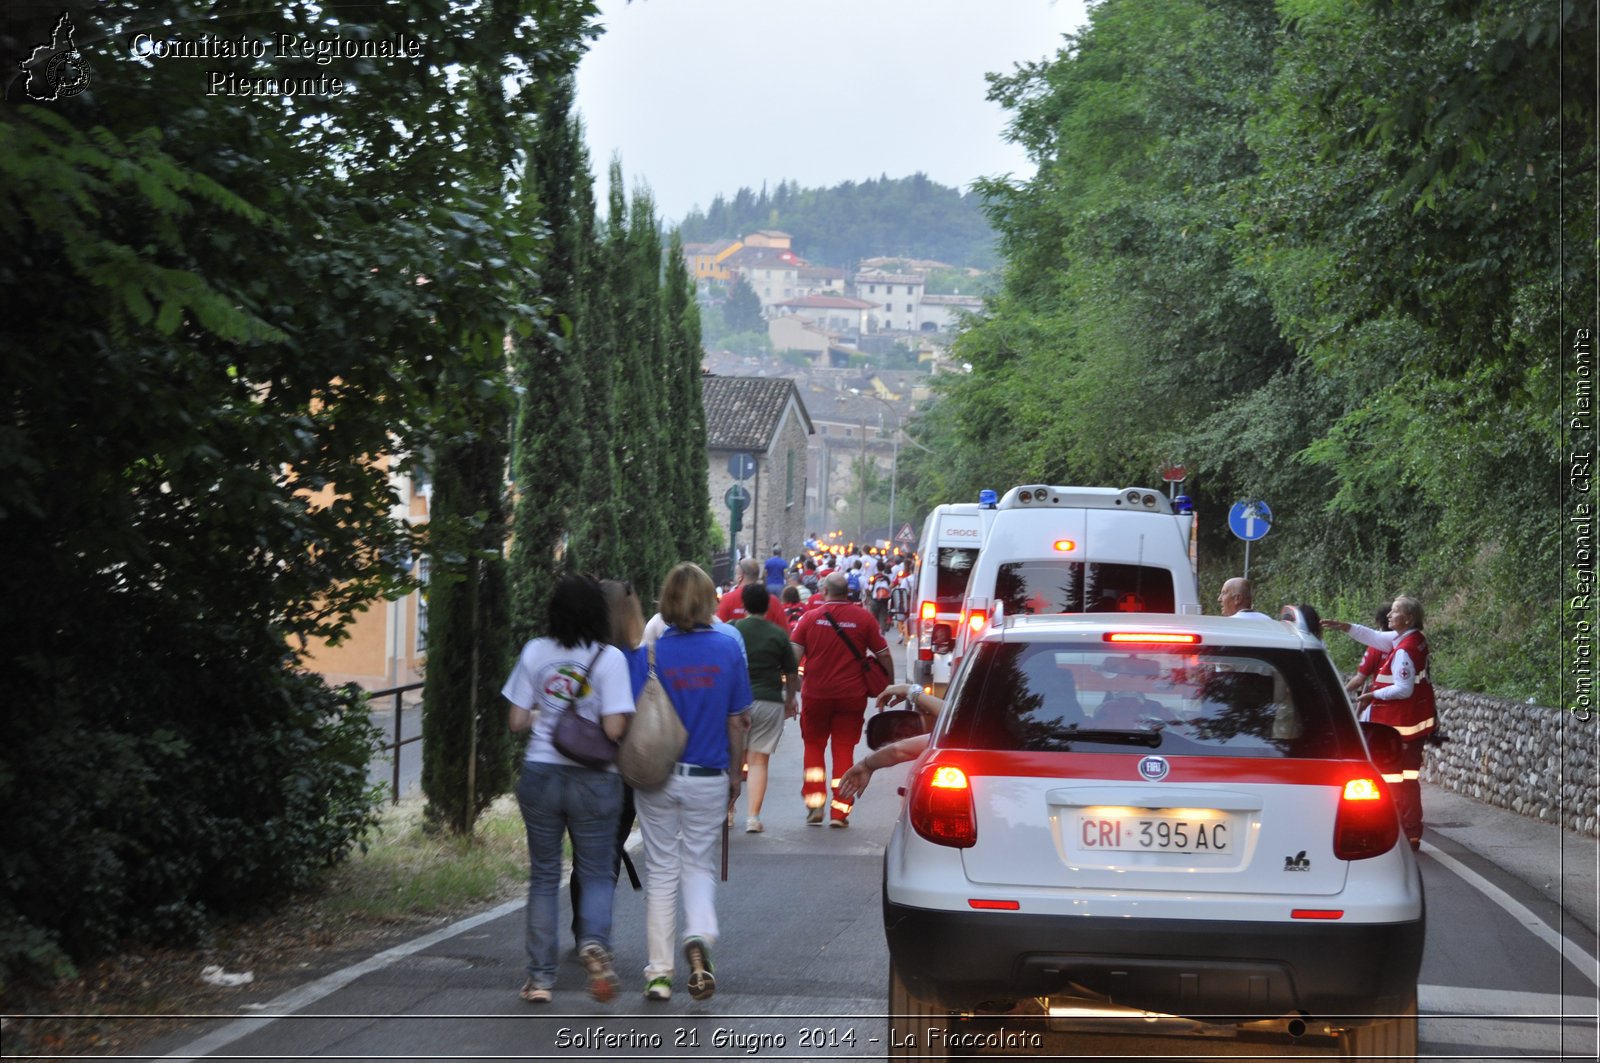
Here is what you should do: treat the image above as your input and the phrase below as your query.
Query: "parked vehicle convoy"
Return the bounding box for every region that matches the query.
[905,494,1000,696]
[876,611,1424,1061]
[950,484,1200,672]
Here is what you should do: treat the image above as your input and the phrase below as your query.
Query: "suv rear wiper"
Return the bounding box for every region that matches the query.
[1061,727,1163,748]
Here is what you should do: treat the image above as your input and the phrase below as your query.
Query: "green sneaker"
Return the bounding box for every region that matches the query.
[644,976,672,1001]
[683,936,716,1000]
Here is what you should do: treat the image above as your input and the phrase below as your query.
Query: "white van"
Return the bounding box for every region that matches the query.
[905,496,1001,695]
[951,484,1200,669]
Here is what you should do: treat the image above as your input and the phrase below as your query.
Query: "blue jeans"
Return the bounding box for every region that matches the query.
[515,762,624,985]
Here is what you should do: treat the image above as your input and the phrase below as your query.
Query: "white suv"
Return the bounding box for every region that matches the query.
[880,612,1424,1060]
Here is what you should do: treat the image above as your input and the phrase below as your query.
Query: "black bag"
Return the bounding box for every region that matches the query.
[551,645,618,768]
[821,608,891,697]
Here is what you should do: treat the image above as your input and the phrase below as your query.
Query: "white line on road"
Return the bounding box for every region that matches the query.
[1421,840,1600,987]
[1420,983,1599,1016]
[156,897,526,1061]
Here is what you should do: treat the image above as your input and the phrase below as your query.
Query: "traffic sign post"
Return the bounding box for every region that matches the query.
[1227,500,1272,578]
[894,521,916,547]
[727,452,757,481]
[725,484,751,539]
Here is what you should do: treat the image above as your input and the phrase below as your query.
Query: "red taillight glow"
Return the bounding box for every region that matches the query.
[1343,778,1383,801]
[1334,776,1400,860]
[910,761,977,848]
[969,899,1020,911]
[920,601,937,621]
[967,611,987,634]
[1052,539,1077,552]
[1103,632,1202,644]
[1291,909,1345,920]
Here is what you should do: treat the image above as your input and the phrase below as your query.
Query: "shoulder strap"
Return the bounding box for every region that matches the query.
[567,643,606,714]
[820,606,869,666]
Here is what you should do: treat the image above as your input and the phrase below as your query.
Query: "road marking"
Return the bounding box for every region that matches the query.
[1421,840,1600,986]
[156,895,526,1060]
[1420,983,1599,1016]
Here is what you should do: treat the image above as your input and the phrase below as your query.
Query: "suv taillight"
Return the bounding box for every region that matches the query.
[1333,776,1400,859]
[917,601,936,660]
[909,762,977,848]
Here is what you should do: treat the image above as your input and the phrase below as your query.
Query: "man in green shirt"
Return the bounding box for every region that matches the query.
[731,584,799,833]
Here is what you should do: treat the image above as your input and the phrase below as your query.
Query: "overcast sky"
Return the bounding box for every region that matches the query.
[574,0,1091,225]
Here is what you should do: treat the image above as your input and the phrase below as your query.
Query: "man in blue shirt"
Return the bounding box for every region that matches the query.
[763,546,788,593]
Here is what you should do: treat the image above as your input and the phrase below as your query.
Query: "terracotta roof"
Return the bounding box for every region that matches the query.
[725,246,801,269]
[701,375,814,450]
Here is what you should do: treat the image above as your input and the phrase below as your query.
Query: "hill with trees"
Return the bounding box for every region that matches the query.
[898,0,1591,706]
[677,173,997,269]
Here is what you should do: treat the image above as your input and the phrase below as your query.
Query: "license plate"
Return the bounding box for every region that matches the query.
[1076,813,1234,854]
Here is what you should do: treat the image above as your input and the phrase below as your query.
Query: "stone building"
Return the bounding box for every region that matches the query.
[700,375,814,562]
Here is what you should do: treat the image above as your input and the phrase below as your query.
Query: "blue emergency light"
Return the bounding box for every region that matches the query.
[978,489,998,508]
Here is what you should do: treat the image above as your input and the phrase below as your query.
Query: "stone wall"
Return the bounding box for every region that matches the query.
[1422,688,1598,837]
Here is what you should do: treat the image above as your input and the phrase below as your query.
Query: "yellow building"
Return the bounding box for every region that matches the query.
[298,458,431,692]
[682,238,743,283]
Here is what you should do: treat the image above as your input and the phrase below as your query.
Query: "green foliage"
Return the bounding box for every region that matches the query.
[679,174,998,269]
[723,275,765,333]
[904,0,1588,703]
[1,0,599,979]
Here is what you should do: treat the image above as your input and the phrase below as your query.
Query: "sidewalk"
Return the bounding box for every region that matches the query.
[1422,781,1598,935]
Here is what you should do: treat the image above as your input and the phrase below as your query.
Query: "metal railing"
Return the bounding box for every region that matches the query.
[369,681,425,804]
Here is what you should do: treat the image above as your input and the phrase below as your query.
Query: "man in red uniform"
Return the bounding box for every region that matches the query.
[1324,596,1437,849]
[716,557,788,628]
[789,572,892,827]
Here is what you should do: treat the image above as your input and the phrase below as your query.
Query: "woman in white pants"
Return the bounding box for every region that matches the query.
[635,562,751,1001]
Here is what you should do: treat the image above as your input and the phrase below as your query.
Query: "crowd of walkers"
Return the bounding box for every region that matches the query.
[500,538,904,1006]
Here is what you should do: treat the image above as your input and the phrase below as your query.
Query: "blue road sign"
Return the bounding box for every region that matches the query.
[727,452,757,481]
[724,484,751,511]
[1228,500,1273,541]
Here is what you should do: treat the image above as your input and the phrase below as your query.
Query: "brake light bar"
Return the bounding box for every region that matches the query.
[1103,632,1202,644]
[1052,539,1077,551]
[968,899,1021,911]
[1291,909,1345,920]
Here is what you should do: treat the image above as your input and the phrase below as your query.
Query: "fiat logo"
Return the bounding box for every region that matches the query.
[1137,756,1170,782]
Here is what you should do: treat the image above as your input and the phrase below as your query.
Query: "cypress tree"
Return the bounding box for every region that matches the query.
[508,75,592,645]
[661,231,712,563]
[616,186,674,591]
[567,162,624,581]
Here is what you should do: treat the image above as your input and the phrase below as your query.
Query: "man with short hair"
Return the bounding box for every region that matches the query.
[1217,577,1273,620]
[716,557,788,628]
[789,572,892,827]
[763,546,788,594]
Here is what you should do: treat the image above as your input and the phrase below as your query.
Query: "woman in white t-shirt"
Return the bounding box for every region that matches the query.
[502,574,635,1005]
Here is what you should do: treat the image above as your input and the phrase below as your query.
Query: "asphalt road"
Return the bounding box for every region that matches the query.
[137,633,1596,1062]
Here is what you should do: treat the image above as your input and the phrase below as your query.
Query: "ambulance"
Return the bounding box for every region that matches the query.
[905,493,1001,695]
[950,484,1201,671]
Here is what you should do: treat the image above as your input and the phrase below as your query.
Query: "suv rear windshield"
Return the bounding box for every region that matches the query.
[933,546,979,610]
[995,561,1176,615]
[941,641,1356,760]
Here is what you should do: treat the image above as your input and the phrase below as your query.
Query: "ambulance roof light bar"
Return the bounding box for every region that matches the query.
[997,485,1174,513]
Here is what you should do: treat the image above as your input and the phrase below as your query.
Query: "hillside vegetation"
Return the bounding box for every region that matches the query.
[678,173,998,269]
[898,0,1591,705]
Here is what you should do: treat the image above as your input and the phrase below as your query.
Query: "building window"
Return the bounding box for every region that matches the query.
[868,284,876,293]
[820,425,828,435]
[906,303,913,313]
[786,450,795,507]
[886,285,894,295]
[415,555,430,653]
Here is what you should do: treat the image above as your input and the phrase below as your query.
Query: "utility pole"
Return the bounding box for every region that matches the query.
[857,416,867,545]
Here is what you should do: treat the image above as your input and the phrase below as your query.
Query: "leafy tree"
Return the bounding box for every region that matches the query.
[724,275,764,333]
[0,0,599,978]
